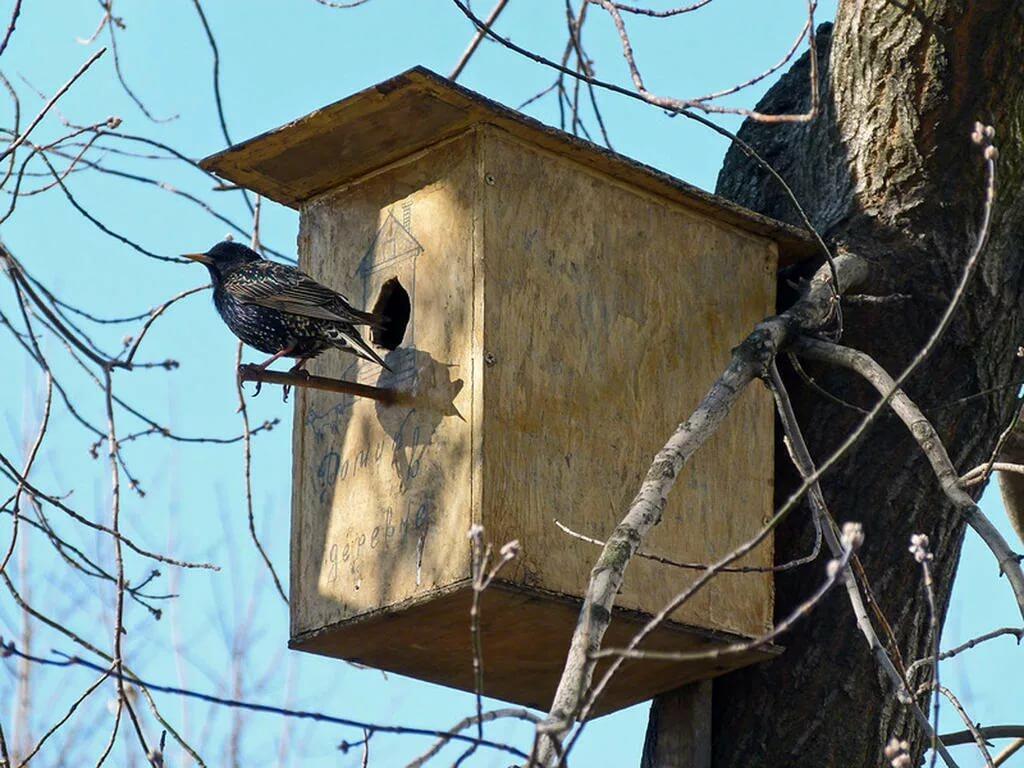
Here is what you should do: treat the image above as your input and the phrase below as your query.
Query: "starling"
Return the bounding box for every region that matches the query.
[184,240,390,373]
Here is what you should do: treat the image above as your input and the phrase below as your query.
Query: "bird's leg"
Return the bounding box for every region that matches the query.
[252,343,297,372]
[282,356,311,403]
[237,343,296,403]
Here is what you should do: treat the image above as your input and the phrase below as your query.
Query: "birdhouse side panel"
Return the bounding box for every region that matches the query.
[291,134,479,642]
[479,129,775,639]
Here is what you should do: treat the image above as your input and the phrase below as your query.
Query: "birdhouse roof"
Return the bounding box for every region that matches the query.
[200,66,816,266]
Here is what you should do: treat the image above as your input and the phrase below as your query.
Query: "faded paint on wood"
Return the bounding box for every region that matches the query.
[480,129,775,637]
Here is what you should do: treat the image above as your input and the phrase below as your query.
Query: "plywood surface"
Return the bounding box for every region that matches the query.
[290,133,479,640]
[200,67,815,266]
[480,128,776,638]
[293,583,779,717]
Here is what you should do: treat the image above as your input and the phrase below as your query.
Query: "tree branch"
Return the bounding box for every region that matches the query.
[532,250,867,763]
[795,338,1024,621]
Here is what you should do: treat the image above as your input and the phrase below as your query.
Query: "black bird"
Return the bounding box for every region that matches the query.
[184,240,389,373]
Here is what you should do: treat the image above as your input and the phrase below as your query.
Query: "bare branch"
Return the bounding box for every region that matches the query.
[906,627,1024,677]
[406,708,538,768]
[0,48,106,163]
[796,337,1024,621]
[450,0,511,81]
[0,0,22,59]
[995,738,1024,766]
[0,642,533,762]
[532,251,866,762]
[235,343,288,605]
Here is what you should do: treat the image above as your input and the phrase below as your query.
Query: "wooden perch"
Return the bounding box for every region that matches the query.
[237,365,416,407]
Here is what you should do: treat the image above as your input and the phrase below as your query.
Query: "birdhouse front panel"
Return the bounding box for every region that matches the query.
[290,132,479,639]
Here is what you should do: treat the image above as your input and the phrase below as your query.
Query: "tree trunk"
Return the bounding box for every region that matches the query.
[646,2,1024,766]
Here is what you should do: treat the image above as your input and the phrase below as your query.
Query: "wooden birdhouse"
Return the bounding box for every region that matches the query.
[201,68,815,716]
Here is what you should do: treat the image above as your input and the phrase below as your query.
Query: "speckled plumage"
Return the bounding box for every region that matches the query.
[188,241,388,369]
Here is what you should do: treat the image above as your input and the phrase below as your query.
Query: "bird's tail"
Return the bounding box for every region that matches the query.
[345,306,389,329]
[328,324,392,372]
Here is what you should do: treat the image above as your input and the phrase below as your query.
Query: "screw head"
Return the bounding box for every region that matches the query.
[484,173,496,186]
[484,352,497,366]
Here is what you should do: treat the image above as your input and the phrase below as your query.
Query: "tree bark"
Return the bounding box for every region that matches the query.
[647,2,1024,766]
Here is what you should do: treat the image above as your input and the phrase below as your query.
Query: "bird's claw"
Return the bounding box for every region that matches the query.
[282,368,310,403]
[235,364,264,403]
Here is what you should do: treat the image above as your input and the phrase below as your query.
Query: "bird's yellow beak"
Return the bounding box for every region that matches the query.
[183,252,213,265]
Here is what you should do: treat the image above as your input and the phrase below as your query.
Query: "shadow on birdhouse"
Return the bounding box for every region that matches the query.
[201,67,816,716]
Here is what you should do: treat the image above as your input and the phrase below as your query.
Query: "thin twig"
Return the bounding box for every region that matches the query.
[553,517,821,573]
[0,643,532,761]
[0,0,22,59]
[593,541,851,662]
[15,665,114,767]
[450,0,511,81]
[235,343,288,604]
[995,738,1024,766]
[796,338,1024,621]
[906,627,1024,677]
[941,727,1024,746]
[0,374,51,576]
[932,686,995,767]
[0,48,106,163]
[406,708,539,768]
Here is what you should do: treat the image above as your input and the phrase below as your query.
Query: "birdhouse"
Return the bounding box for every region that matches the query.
[201,68,815,715]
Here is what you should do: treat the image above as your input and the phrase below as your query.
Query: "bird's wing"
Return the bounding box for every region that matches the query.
[223,262,373,324]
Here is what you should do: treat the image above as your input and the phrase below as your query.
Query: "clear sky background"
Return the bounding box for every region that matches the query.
[0,1,1019,766]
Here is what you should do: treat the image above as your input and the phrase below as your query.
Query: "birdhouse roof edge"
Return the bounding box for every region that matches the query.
[199,66,817,267]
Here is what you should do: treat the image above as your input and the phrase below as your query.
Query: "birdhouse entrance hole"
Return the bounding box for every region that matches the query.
[371,276,410,351]
[200,67,817,717]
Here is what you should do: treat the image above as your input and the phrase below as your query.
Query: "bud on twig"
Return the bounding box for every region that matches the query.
[909,533,933,563]
[884,738,912,768]
[499,539,521,561]
[841,521,865,551]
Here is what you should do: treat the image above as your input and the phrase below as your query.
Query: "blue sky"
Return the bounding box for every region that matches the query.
[0,1,1019,766]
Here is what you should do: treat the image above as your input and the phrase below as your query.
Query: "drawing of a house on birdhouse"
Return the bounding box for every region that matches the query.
[354,207,422,385]
[200,67,816,715]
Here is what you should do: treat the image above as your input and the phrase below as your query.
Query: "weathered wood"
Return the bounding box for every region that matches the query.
[479,127,777,639]
[199,67,817,266]
[641,683,712,768]
[291,131,478,645]
[295,585,775,717]
[237,365,415,406]
[201,74,806,715]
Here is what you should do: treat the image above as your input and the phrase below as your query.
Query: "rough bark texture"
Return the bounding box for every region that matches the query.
[646,2,1024,766]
